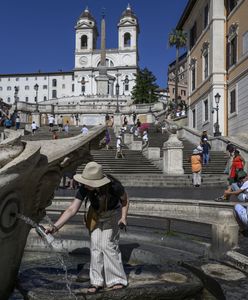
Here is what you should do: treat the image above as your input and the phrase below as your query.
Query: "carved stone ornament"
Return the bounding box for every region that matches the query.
[228,22,239,41]
[189,58,197,70]
[201,41,209,55]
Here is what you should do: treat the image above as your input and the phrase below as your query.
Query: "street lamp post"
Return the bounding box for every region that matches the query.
[14,86,19,112]
[149,89,152,112]
[115,82,120,113]
[213,93,221,137]
[34,84,39,112]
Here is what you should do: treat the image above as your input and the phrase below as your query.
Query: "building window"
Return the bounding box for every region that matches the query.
[228,0,238,14]
[52,79,57,87]
[190,59,197,91]
[81,35,88,49]
[190,22,197,49]
[7,86,11,91]
[202,42,209,80]
[52,90,57,98]
[81,84,85,93]
[7,97,11,103]
[229,36,237,66]
[243,31,248,55]
[44,96,47,101]
[8,78,10,81]
[43,85,47,89]
[72,84,74,92]
[26,77,29,81]
[204,4,209,29]
[0,87,2,91]
[181,90,186,96]
[44,76,47,80]
[62,84,65,89]
[230,89,236,114]
[16,78,19,81]
[25,97,29,102]
[124,33,131,47]
[25,85,29,90]
[124,76,129,91]
[72,74,74,81]
[228,23,238,67]
[204,99,208,121]
[192,109,196,128]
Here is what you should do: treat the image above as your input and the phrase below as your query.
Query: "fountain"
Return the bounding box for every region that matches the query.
[0,126,105,299]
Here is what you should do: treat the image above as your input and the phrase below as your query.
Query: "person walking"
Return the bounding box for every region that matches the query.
[46,162,128,293]
[15,115,20,130]
[132,112,136,125]
[31,121,37,135]
[57,115,63,132]
[105,129,111,150]
[190,149,202,187]
[48,115,55,131]
[64,120,69,134]
[115,136,124,158]
[228,149,245,184]
[201,138,211,166]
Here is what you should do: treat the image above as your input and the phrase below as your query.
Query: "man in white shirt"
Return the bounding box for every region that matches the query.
[142,131,148,149]
[48,115,55,131]
[81,124,89,135]
[218,170,248,202]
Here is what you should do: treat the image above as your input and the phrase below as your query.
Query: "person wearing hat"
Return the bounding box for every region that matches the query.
[46,161,129,293]
[216,170,248,202]
[189,149,202,187]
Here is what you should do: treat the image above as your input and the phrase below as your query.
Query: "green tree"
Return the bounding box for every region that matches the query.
[131,67,159,104]
[168,29,187,108]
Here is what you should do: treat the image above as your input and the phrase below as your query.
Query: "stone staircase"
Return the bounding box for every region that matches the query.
[146,124,227,175]
[17,124,228,187]
[22,125,82,141]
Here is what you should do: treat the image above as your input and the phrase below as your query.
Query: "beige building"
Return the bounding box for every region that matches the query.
[177,0,248,136]
[167,52,188,104]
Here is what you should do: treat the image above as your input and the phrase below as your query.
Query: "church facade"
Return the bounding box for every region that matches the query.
[0,5,139,124]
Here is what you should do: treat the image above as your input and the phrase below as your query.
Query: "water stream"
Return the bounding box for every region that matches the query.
[17,213,78,300]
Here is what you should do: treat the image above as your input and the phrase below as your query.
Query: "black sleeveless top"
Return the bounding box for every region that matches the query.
[76,176,125,211]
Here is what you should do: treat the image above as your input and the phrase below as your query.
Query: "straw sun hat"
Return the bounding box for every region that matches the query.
[73,161,110,188]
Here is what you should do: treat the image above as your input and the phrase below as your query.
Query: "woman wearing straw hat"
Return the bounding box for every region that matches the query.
[46,161,129,294]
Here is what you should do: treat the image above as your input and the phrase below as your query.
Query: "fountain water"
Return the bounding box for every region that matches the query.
[17,213,78,300]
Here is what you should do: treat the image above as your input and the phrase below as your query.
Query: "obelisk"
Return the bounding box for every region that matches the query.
[96,10,109,95]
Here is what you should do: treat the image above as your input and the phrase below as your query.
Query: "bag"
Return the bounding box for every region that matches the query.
[85,205,99,232]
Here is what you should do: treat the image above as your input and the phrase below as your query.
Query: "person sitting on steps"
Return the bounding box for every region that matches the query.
[215,170,248,202]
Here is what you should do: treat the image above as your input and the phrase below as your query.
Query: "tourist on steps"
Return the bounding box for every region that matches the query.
[189,149,202,187]
[46,162,129,294]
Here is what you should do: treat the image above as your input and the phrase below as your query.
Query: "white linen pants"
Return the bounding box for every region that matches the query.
[192,171,201,186]
[89,208,127,287]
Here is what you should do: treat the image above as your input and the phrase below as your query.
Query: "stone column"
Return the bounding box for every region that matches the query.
[32,112,40,127]
[163,133,184,175]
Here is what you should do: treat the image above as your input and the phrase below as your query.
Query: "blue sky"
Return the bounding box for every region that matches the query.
[0,0,188,87]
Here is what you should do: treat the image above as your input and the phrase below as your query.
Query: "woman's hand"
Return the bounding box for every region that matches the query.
[45,225,59,234]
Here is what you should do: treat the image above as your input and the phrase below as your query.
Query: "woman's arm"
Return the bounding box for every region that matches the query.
[46,198,82,233]
[118,191,129,226]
